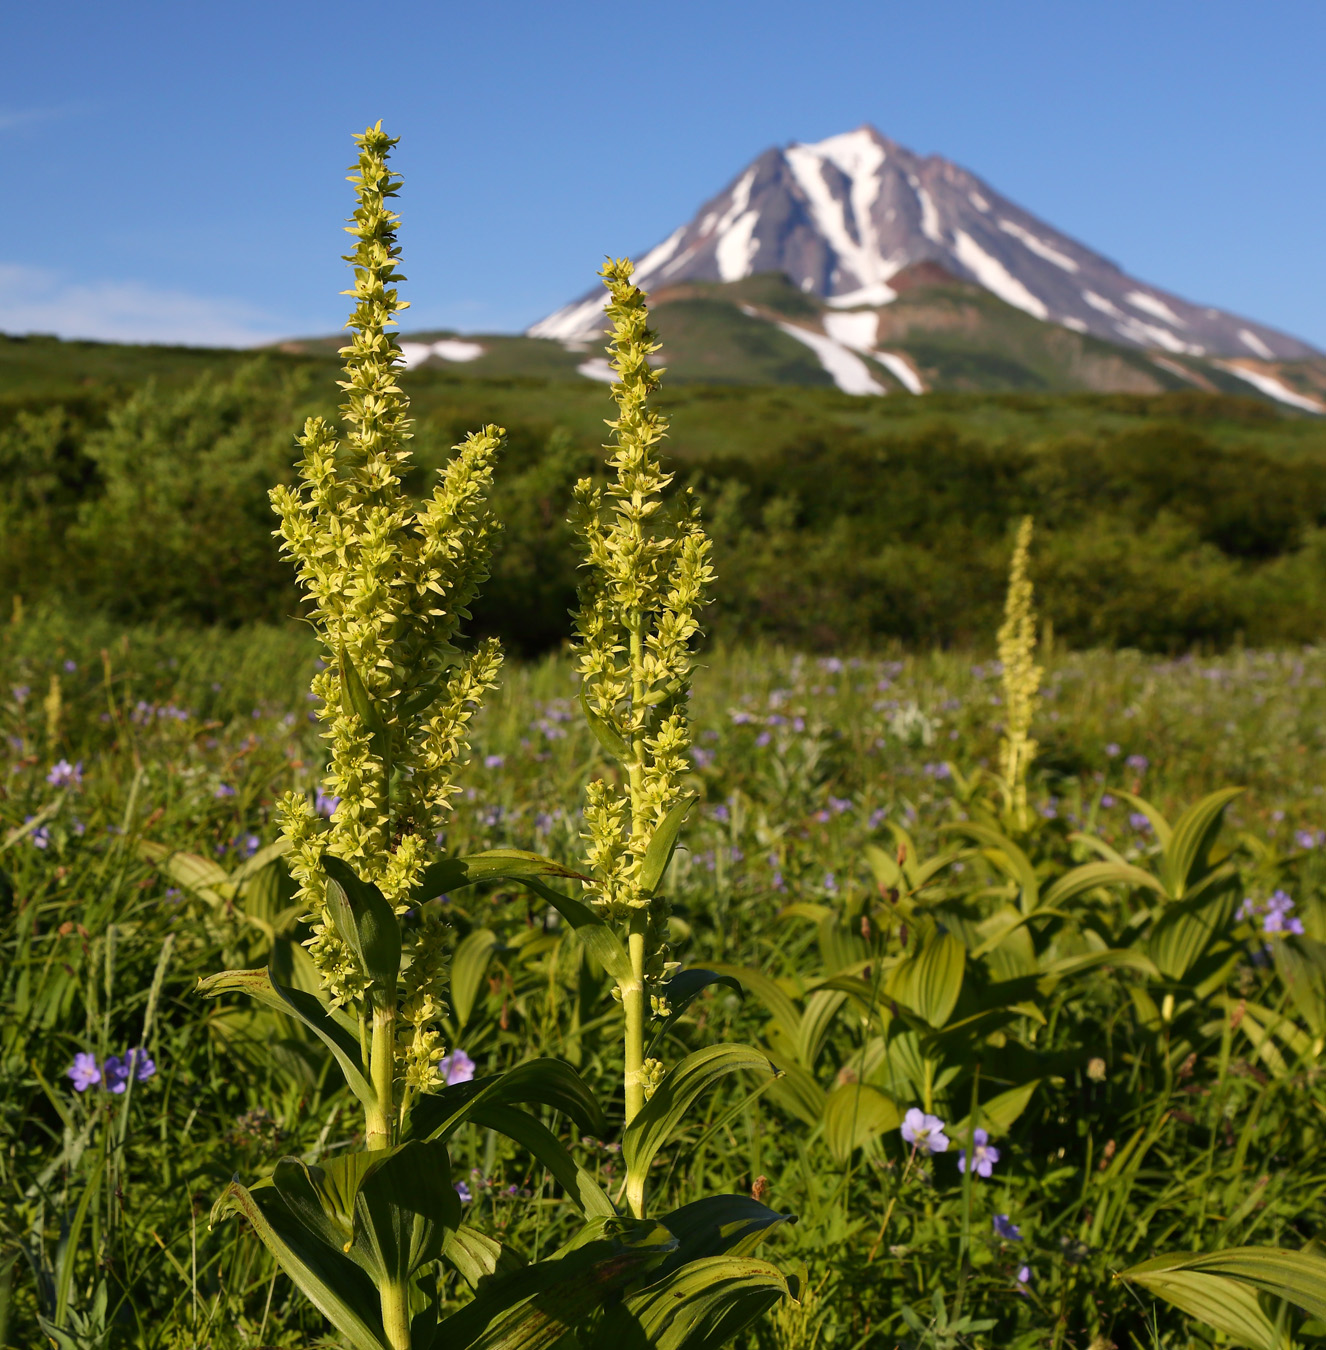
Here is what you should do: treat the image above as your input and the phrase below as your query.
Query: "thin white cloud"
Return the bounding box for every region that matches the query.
[0,264,303,347]
[0,104,88,132]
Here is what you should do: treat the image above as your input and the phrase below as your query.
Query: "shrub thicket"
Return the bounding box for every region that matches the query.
[3,359,1325,651]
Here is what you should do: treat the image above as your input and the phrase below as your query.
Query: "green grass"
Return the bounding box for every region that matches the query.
[4,609,1325,1348]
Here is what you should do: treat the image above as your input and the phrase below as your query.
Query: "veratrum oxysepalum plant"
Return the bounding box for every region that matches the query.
[199,126,797,1350]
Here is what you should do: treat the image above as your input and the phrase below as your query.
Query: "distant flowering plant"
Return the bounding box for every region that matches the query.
[993,1214,1022,1241]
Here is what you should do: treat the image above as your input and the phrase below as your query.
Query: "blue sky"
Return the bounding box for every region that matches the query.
[4,0,1323,348]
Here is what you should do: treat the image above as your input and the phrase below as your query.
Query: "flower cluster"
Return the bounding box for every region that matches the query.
[1238,889,1305,937]
[268,125,504,1033]
[67,1047,156,1093]
[996,516,1041,826]
[571,258,713,993]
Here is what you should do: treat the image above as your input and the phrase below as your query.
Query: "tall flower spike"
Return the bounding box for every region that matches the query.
[571,259,714,1152]
[269,122,504,1064]
[997,515,1041,829]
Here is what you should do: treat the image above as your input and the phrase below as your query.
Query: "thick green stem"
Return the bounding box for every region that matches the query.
[380,1279,411,1350]
[623,917,648,1215]
[366,995,396,1152]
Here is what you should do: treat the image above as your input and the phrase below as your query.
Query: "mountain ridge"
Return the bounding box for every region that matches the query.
[530,125,1318,364]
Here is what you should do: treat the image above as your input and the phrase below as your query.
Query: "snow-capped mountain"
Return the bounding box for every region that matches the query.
[530,126,1317,362]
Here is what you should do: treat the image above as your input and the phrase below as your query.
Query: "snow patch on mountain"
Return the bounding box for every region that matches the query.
[1214,361,1324,412]
[1238,328,1276,360]
[952,231,1047,319]
[876,351,924,394]
[1126,291,1185,326]
[397,338,484,368]
[999,219,1078,273]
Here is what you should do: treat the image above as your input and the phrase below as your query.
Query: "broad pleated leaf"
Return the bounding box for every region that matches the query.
[588,1256,793,1350]
[651,1195,796,1275]
[623,1046,779,1199]
[211,1178,388,1350]
[639,796,695,895]
[408,1058,605,1143]
[451,928,499,1030]
[444,1225,528,1291]
[650,969,745,1053]
[950,1080,1039,1140]
[197,965,376,1111]
[469,1104,615,1219]
[891,930,966,1028]
[322,855,401,988]
[1161,787,1242,897]
[1041,860,1167,909]
[579,688,631,761]
[1121,1245,1326,1347]
[434,1216,675,1350]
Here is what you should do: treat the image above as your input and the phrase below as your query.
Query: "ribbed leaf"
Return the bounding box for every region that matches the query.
[1273,936,1326,1037]
[639,796,695,895]
[709,964,803,1049]
[589,1256,792,1350]
[444,1226,528,1292]
[579,688,631,761]
[1122,1245,1326,1346]
[822,1082,901,1164]
[795,989,848,1069]
[622,1046,779,1201]
[322,856,401,988]
[470,1104,615,1219]
[1162,788,1242,897]
[650,969,745,1054]
[1041,860,1167,909]
[1111,791,1173,852]
[211,1179,388,1350]
[651,1195,796,1275]
[354,1139,460,1281]
[435,1216,675,1350]
[451,928,499,1030]
[408,1058,605,1143]
[950,1080,1039,1140]
[197,965,375,1111]
[942,823,1039,912]
[892,930,966,1028]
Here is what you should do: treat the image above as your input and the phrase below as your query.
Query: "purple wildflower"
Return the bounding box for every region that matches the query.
[63,659,77,673]
[454,1180,473,1203]
[1105,743,1120,758]
[901,1108,949,1154]
[1297,829,1320,851]
[958,1128,1000,1177]
[1017,1265,1032,1285]
[314,788,341,818]
[67,1053,101,1092]
[440,1050,476,1086]
[1126,754,1148,772]
[484,754,505,769]
[125,1047,156,1082]
[102,1055,131,1094]
[46,759,83,788]
[214,783,236,799]
[1128,812,1152,833]
[24,816,50,849]
[993,1214,1022,1241]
